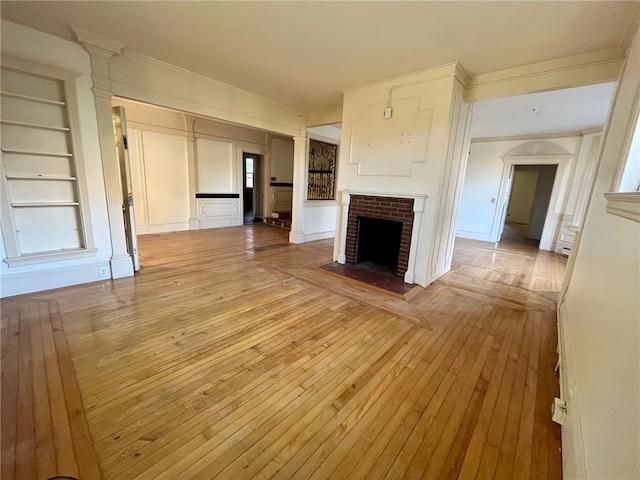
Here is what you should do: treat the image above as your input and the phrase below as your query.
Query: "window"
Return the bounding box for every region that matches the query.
[617,110,640,192]
[1,58,96,266]
[307,140,337,200]
[245,156,254,189]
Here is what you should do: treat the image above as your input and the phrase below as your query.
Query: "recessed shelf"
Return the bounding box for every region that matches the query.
[1,148,73,158]
[0,119,70,132]
[5,174,77,181]
[0,91,66,107]
[11,202,79,207]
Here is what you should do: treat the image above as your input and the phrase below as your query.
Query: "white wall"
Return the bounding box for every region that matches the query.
[270,137,294,184]
[335,64,471,285]
[0,20,113,297]
[302,125,342,242]
[113,98,272,233]
[560,27,640,480]
[127,129,190,234]
[456,136,583,247]
[197,139,234,193]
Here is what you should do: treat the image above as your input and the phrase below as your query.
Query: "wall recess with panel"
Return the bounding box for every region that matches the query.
[1,59,96,266]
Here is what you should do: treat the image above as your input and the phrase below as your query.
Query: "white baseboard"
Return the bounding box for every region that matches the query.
[455,230,495,242]
[0,261,111,298]
[110,254,134,279]
[557,301,587,479]
[198,218,243,229]
[137,223,190,234]
[303,230,335,242]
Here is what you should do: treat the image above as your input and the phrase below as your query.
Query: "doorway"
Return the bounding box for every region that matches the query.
[243,153,263,224]
[501,164,557,246]
[112,106,140,271]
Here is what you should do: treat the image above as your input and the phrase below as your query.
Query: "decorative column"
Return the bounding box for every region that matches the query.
[289,133,308,244]
[336,192,351,263]
[405,196,426,284]
[74,29,133,278]
[184,115,200,230]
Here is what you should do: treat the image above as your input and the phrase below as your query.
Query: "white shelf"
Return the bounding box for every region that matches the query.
[11,202,79,207]
[0,119,70,132]
[0,90,66,106]
[1,148,73,157]
[6,174,77,181]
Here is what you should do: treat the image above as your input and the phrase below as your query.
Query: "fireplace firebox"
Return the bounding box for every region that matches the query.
[356,217,403,272]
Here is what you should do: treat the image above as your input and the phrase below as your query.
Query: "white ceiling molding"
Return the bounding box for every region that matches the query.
[72,27,125,56]
[604,192,640,223]
[465,48,624,102]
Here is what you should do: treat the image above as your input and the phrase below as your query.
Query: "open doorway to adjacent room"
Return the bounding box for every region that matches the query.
[500,164,558,247]
[243,152,263,224]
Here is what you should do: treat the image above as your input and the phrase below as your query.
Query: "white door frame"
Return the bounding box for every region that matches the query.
[496,153,572,250]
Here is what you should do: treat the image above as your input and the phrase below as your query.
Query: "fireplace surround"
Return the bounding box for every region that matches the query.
[343,194,417,278]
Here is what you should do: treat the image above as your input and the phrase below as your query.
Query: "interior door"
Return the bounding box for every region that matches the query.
[498,165,515,242]
[112,106,140,271]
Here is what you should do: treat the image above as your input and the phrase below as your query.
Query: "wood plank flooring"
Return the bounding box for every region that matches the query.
[1,225,564,479]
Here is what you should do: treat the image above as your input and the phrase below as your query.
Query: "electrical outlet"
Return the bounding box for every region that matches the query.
[99,266,109,279]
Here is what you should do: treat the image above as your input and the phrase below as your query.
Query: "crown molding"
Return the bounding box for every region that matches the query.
[466,48,625,102]
[472,130,584,144]
[72,27,125,55]
[1,10,74,41]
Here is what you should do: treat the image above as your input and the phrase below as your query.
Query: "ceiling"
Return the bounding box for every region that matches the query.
[2,1,638,113]
[470,82,616,138]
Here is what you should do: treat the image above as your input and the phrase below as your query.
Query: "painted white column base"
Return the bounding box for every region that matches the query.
[110,254,134,278]
[289,230,305,244]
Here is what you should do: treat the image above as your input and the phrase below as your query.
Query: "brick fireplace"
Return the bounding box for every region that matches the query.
[344,195,415,277]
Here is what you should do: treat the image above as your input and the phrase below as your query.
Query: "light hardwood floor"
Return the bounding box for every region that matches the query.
[1,224,565,479]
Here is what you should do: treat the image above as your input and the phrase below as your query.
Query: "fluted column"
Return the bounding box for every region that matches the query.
[75,29,133,278]
[289,134,308,243]
[184,115,199,229]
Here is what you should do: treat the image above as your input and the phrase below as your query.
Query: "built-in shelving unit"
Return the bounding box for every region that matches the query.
[5,174,77,181]
[1,90,67,106]
[1,148,73,157]
[1,119,70,132]
[1,64,89,259]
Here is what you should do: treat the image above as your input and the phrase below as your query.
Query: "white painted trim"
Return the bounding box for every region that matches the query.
[604,192,640,222]
[455,231,494,242]
[498,152,573,250]
[72,27,125,55]
[472,129,602,144]
[307,133,341,146]
[3,248,97,267]
[198,218,243,230]
[556,299,589,480]
[303,230,335,242]
[342,189,428,201]
[137,223,190,235]
[0,260,109,298]
[110,253,134,279]
[343,62,461,94]
[465,47,624,102]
